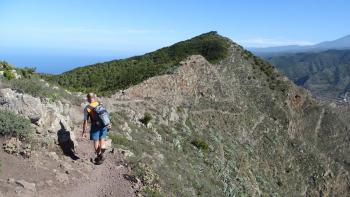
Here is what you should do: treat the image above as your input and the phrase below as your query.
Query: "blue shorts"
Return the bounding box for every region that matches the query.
[90,126,108,141]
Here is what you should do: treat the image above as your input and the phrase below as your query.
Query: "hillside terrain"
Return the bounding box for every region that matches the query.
[263,50,350,101]
[44,31,230,95]
[0,32,349,196]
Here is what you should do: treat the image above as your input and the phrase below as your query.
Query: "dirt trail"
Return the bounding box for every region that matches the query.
[63,138,136,197]
[0,137,136,197]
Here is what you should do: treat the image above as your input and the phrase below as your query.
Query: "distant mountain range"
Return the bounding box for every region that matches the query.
[251,34,350,55]
[263,49,350,101]
[253,34,350,101]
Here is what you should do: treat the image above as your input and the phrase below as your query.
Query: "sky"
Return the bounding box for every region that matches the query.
[0,0,349,73]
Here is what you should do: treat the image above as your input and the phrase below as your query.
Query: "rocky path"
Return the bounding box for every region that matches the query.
[64,138,136,197]
[0,137,136,197]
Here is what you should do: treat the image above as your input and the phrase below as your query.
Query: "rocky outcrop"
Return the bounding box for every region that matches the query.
[0,88,81,148]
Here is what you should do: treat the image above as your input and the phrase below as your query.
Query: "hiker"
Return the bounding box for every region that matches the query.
[82,93,111,164]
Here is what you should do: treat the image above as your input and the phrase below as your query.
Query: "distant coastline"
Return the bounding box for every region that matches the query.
[0,54,128,74]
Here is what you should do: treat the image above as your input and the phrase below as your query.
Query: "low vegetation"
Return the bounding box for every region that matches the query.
[1,61,16,80]
[1,72,82,105]
[0,109,33,140]
[109,133,130,148]
[139,112,153,126]
[109,110,228,196]
[6,78,80,103]
[191,138,209,152]
[1,61,82,104]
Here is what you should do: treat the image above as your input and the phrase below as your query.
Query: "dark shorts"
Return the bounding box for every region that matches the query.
[90,126,108,141]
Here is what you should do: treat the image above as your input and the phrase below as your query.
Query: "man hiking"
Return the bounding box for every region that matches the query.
[82,93,111,165]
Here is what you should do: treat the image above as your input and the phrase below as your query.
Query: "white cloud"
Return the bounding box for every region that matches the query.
[238,37,314,48]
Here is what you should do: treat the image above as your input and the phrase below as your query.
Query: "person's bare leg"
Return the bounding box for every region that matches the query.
[93,140,100,155]
[98,139,106,162]
[99,138,106,150]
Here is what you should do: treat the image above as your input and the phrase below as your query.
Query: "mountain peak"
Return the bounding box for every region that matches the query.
[45,32,234,95]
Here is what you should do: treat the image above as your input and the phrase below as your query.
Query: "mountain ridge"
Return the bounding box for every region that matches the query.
[251,34,350,55]
[43,31,231,95]
[263,49,350,101]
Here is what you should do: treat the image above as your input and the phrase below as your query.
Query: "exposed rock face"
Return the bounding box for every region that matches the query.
[0,88,80,147]
[103,43,350,196]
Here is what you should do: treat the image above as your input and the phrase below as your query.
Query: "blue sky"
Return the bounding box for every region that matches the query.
[0,0,349,73]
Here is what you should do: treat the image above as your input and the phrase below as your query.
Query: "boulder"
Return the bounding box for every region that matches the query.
[15,180,36,192]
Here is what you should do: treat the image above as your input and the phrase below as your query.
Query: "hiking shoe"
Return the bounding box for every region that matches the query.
[93,153,105,164]
[93,155,103,165]
[95,158,103,165]
[99,152,105,162]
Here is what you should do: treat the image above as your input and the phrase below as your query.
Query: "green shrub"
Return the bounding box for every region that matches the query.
[139,112,152,126]
[0,109,33,140]
[109,133,130,147]
[191,138,209,152]
[0,61,13,70]
[47,93,59,103]
[18,67,36,78]
[4,70,15,80]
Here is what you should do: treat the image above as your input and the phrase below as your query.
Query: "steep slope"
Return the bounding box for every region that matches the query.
[264,49,350,100]
[98,37,350,196]
[44,32,230,95]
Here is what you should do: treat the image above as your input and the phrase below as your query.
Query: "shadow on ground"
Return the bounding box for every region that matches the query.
[57,121,79,160]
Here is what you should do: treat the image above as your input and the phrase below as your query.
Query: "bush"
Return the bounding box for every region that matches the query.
[4,70,15,80]
[139,112,152,126]
[191,139,209,152]
[0,109,33,140]
[0,61,13,70]
[18,67,36,78]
